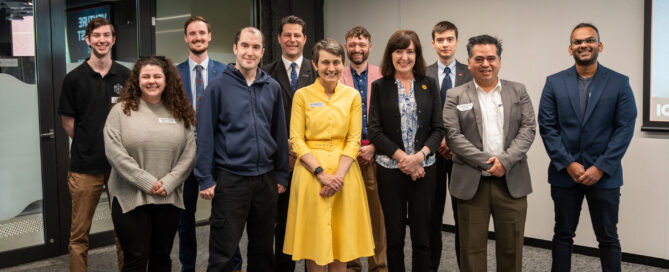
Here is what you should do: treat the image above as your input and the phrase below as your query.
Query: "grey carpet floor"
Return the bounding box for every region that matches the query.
[1,225,665,271]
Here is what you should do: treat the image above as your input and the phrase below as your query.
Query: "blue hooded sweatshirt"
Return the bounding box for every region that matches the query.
[195,63,289,189]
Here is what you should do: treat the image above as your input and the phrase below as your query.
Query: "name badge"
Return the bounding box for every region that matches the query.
[457,103,473,111]
[111,97,119,103]
[159,118,176,124]
[310,102,324,108]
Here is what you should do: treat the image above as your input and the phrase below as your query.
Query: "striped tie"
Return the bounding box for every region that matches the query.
[195,64,204,110]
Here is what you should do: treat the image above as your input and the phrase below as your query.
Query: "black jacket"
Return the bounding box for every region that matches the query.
[368,76,445,158]
[261,58,318,133]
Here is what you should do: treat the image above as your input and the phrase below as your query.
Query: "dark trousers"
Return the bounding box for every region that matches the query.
[178,174,199,272]
[551,185,621,272]
[429,155,454,272]
[207,170,277,272]
[178,174,243,272]
[377,165,435,272]
[111,198,181,272]
[275,184,295,272]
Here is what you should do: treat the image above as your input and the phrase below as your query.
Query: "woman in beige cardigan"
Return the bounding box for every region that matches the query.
[104,56,196,271]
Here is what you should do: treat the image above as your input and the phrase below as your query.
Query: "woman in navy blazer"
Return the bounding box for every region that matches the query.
[367,30,444,272]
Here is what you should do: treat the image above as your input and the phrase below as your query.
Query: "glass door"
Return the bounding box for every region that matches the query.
[0,0,62,267]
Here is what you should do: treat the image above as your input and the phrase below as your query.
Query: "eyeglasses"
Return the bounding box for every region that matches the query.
[571,38,598,46]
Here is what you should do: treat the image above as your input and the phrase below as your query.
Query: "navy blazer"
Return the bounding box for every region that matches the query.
[261,58,318,133]
[368,76,445,158]
[538,63,636,188]
[177,58,226,103]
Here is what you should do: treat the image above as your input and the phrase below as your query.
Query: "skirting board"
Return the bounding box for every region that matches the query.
[440,224,669,269]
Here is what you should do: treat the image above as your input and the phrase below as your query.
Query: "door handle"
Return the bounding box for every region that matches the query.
[40,129,55,139]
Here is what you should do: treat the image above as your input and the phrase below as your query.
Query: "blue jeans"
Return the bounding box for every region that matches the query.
[551,185,621,272]
[178,174,242,272]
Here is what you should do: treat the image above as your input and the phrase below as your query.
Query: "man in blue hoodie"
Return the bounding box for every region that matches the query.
[195,26,289,272]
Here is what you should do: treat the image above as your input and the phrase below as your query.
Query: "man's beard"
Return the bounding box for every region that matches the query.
[348,53,368,65]
[573,49,598,66]
[190,46,207,56]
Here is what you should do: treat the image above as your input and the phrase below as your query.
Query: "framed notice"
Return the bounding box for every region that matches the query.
[642,0,669,131]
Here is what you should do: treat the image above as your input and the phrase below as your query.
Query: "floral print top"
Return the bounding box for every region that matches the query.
[376,78,436,169]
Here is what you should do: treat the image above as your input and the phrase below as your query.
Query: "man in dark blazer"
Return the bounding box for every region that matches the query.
[260,15,317,272]
[538,23,636,272]
[425,20,472,272]
[443,35,535,272]
[176,16,241,272]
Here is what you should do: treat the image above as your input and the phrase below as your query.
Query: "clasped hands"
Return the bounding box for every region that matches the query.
[566,162,603,186]
[317,172,344,197]
[399,152,426,181]
[149,181,167,197]
[486,156,506,177]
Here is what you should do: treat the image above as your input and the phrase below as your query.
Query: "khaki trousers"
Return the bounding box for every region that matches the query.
[67,171,123,272]
[347,162,388,272]
[457,176,527,272]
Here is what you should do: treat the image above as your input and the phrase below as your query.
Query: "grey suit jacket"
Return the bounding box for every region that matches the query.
[426,60,473,89]
[443,79,536,200]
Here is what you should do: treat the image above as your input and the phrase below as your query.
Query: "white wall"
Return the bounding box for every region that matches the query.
[325,0,669,259]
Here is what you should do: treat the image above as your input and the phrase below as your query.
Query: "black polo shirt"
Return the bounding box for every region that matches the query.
[58,60,130,173]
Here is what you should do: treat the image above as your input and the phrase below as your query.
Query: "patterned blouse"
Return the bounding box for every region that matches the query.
[376,78,436,169]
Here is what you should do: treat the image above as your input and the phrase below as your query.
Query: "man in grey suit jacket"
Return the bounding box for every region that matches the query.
[425,20,472,272]
[443,35,536,272]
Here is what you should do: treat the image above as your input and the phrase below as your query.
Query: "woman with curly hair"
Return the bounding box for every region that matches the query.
[104,56,196,271]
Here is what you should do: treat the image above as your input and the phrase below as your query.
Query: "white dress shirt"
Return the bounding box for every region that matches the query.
[437,59,457,89]
[188,56,209,109]
[282,55,303,85]
[474,79,504,175]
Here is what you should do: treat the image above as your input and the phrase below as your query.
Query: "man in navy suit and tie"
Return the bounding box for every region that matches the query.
[538,23,636,272]
[261,15,318,272]
[176,15,241,272]
[425,21,472,272]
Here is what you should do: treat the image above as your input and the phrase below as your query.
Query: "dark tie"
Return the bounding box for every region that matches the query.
[195,64,204,110]
[440,67,452,107]
[290,62,298,93]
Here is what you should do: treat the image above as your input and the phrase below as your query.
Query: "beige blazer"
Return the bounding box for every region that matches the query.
[443,79,536,200]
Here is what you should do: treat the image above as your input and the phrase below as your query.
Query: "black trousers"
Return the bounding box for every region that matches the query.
[430,155,456,271]
[275,185,295,272]
[111,198,181,272]
[377,164,436,272]
[207,170,278,272]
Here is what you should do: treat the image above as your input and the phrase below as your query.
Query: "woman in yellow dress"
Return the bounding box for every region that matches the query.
[283,38,374,272]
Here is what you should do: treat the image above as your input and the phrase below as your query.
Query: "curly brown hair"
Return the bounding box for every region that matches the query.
[118,56,195,128]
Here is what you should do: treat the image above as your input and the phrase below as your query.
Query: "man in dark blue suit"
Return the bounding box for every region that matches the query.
[538,23,636,272]
[176,15,241,272]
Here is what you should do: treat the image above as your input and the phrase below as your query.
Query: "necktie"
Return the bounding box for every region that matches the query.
[440,67,452,107]
[290,62,298,93]
[195,64,204,110]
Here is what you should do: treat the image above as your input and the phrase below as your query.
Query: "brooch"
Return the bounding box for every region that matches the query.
[422,84,427,90]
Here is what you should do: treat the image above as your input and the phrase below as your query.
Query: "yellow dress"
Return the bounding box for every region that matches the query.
[283,79,374,265]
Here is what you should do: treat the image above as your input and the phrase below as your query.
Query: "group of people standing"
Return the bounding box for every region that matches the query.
[58,13,636,272]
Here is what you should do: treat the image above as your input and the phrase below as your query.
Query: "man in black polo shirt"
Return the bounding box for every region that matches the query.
[58,17,129,272]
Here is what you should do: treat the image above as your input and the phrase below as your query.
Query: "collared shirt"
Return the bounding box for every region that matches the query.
[474,79,504,175]
[58,60,130,173]
[282,55,303,84]
[351,65,369,139]
[376,78,436,169]
[437,59,457,90]
[188,56,209,109]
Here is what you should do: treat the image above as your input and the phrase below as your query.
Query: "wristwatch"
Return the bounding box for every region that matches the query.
[313,166,324,176]
[420,149,429,161]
